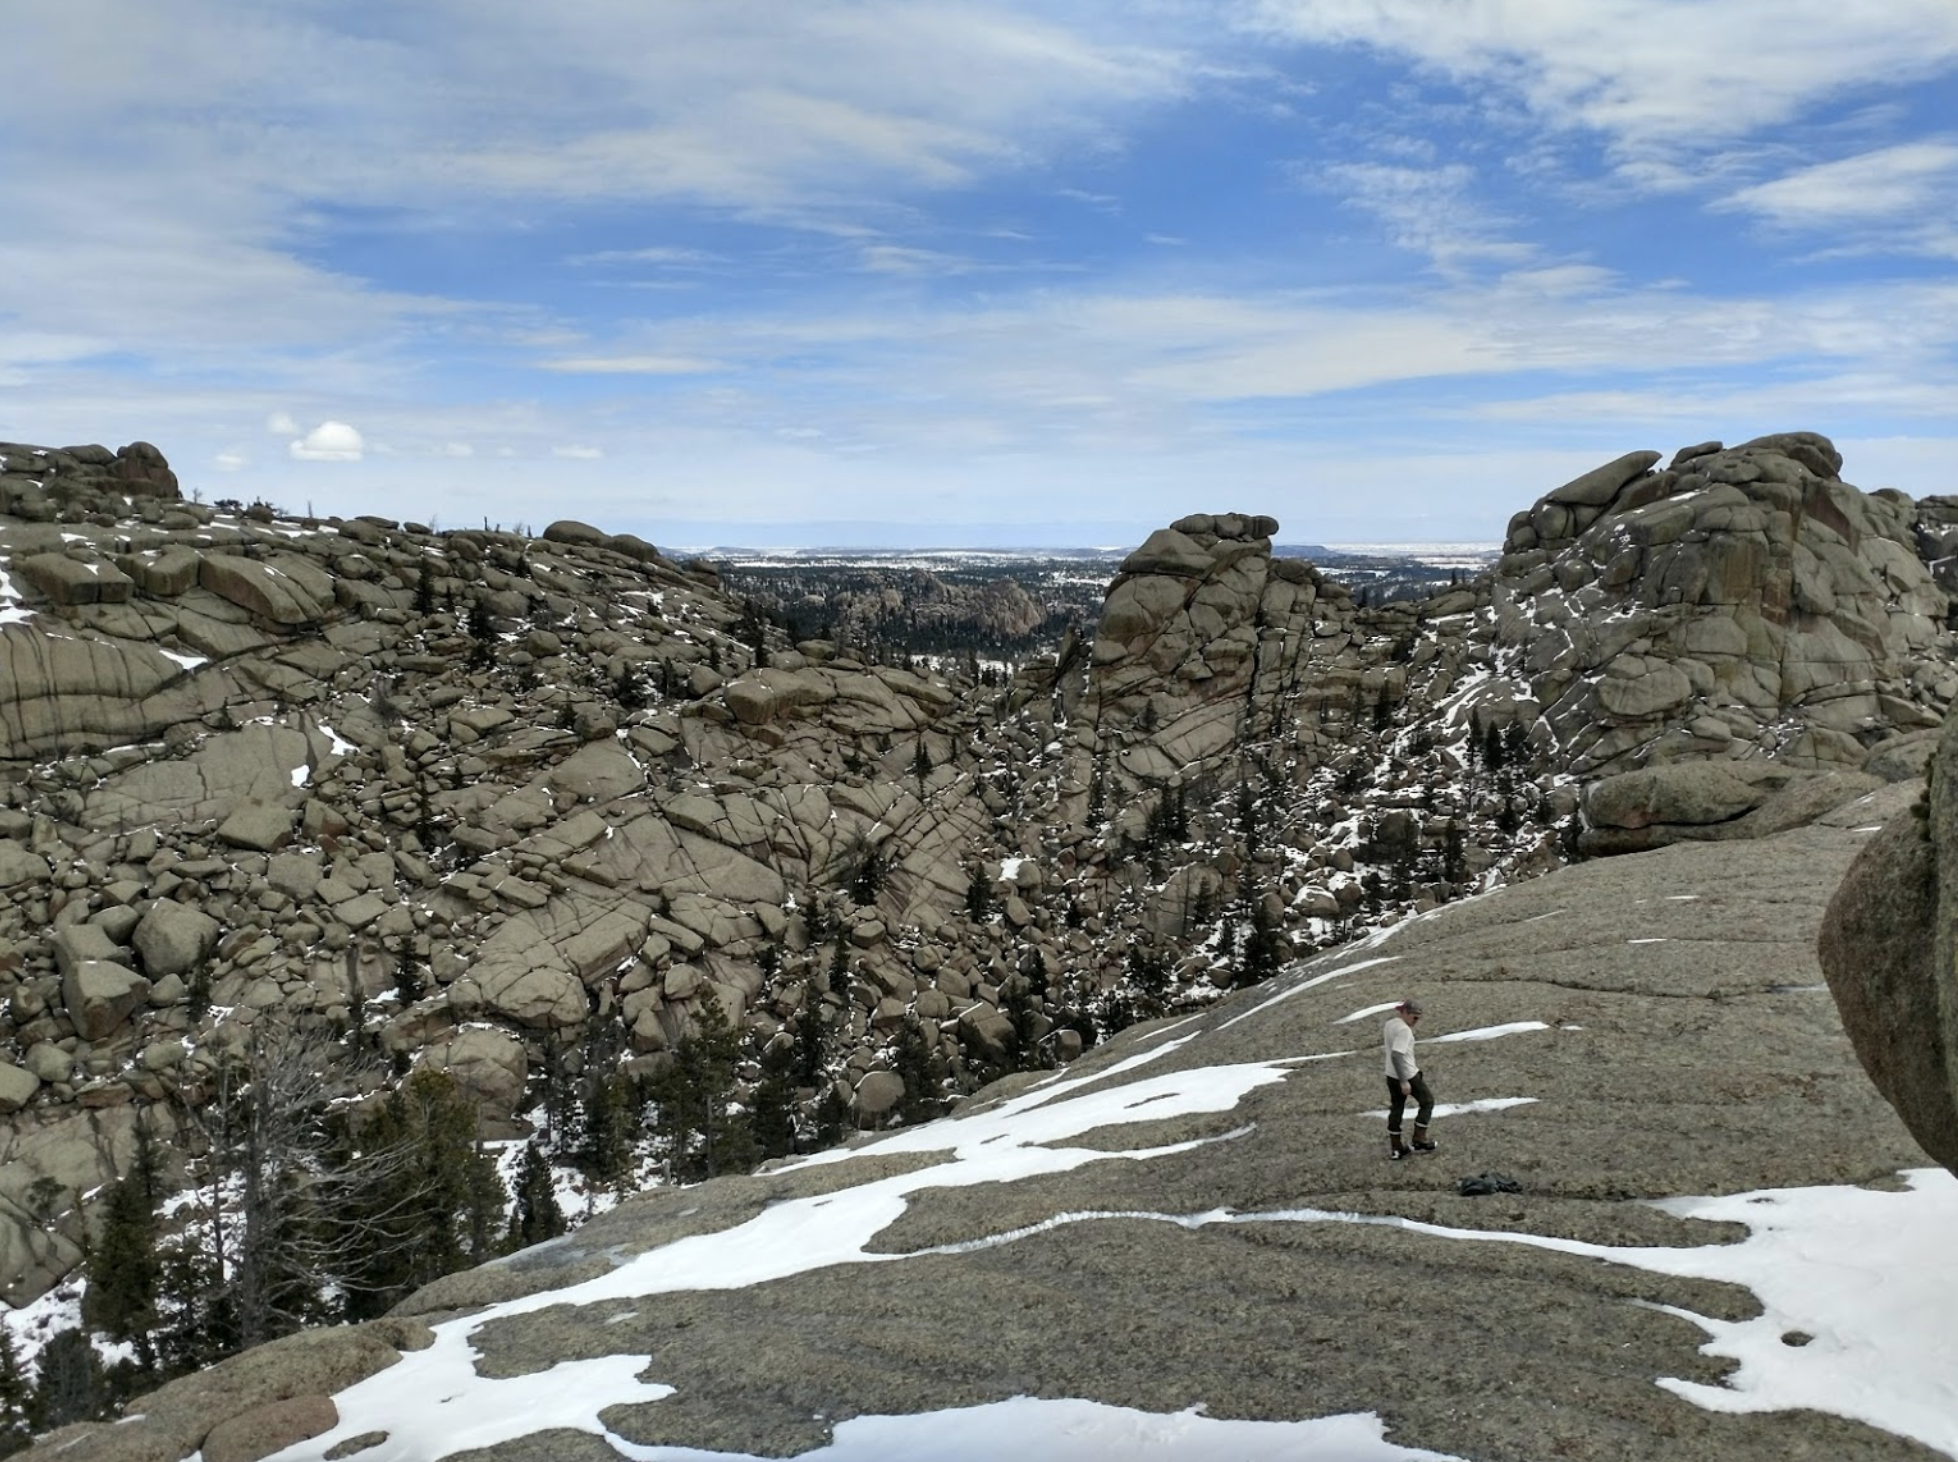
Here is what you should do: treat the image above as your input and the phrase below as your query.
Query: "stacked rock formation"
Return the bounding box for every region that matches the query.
[1472,433,1950,850]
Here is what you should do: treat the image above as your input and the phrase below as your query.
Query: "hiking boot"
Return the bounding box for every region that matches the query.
[1410,1124,1436,1153]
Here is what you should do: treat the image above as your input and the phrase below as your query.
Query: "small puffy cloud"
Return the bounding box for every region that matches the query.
[438,441,474,458]
[265,411,297,435]
[214,449,249,472]
[553,444,604,460]
[289,420,365,462]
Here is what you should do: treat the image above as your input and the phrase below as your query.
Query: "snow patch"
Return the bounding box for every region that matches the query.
[1363,1097,1540,1120]
[1427,1021,1550,1044]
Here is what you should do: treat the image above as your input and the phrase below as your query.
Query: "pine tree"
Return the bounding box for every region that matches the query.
[507,1141,566,1250]
[749,1044,799,1160]
[466,597,496,670]
[964,865,994,922]
[81,1174,160,1372]
[1240,892,1284,988]
[891,1018,946,1125]
[0,1325,36,1456]
[911,738,932,790]
[392,943,424,1003]
[1236,781,1259,855]
[33,1330,106,1431]
[648,994,753,1182]
[337,1068,508,1322]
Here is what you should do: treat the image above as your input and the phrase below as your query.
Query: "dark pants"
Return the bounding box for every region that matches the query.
[1385,1073,1434,1134]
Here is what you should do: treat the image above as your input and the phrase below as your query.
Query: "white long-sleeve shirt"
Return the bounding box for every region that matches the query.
[1382,1015,1419,1080]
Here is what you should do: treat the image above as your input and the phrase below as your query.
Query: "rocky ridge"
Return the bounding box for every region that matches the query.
[0,430,1952,1321]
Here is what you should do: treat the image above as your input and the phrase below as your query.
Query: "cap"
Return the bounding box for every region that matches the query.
[1398,998,1425,1016]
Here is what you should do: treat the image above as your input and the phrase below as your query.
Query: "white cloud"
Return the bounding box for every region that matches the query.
[290,420,365,462]
[1246,0,1958,179]
[552,444,604,460]
[858,243,982,275]
[265,412,297,435]
[1719,140,1958,225]
[539,354,722,375]
[438,441,474,458]
[567,246,716,267]
[1313,161,1533,270]
[214,450,249,471]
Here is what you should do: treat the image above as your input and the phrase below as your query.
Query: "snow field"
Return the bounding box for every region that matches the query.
[263,980,1958,1462]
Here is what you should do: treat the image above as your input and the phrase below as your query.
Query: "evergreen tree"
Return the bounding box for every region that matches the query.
[578,1069,635,1190]
[793,1004,830,1090]
[1000,975,1050,1072]
[963,865,994,922]
[81,1174,160,1372]
[1236,781,1259,855]
[647,994,753,1182]
[392,943,425,1004]
[1442,820,1468,885]
[911,738,932,790]
[1127,945,1170,1019]
[414,557,435,616]
[338,1068,508,1322]
[1240,892,1284,988]
[615,668,646,711]
[890,1018,946,1125]
[1482,721,1507,772]
[0,1324,36,1456]
[466,597,496,670]
[749,1044,799,1160]
[507,1141,566,1250]
[33,1330,106,1431]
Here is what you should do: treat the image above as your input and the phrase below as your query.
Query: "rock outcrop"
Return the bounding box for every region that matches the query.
[1818,715,1958,1174]
[1496,433,1947,789]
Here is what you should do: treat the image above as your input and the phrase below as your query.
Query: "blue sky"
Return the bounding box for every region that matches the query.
[4,1,1956,548]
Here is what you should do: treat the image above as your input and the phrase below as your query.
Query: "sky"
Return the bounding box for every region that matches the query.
[4,1,1957,549]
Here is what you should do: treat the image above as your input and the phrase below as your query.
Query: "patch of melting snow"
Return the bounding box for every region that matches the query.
[157,647,207,671]
[1218,966,1357,1029]
[1335,999,1405,1025]
[1628,938,1667,945]
[0,565,31,626]
[1362,1097,1540,1120]
[261,1029,1958,1462]
[1427,1021,1550,1043]
[318,723,357,758]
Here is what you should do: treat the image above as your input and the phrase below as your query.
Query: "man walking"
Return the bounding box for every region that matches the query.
[1383,998,1436,1160]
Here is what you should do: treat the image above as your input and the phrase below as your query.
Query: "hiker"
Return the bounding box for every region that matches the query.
[1383,998,1436,1160]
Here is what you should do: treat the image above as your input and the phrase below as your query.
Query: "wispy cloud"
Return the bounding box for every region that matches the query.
[1310,161,1534,272]
[1246,0,1958,181]
[1717,140,1958,256]
[539,354,724,375]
